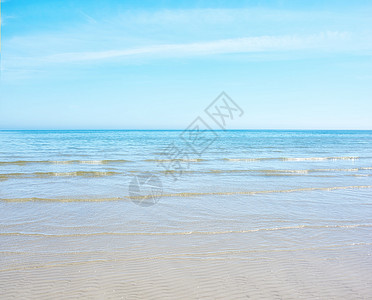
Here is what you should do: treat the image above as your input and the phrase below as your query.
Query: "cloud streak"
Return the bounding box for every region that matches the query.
[41,31,356,63]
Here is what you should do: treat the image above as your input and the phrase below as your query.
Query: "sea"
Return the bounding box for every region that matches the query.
[0,130,371,298]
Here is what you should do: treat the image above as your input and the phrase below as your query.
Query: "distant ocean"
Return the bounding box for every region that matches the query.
[1,130,371,298]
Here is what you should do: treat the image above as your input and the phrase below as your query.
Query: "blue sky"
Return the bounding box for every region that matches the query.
[1,0,372,129]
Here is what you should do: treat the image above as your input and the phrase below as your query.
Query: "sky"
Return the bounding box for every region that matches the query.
[0,0,371,130]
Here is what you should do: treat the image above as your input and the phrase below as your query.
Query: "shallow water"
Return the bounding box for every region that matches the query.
[0,130,371,299]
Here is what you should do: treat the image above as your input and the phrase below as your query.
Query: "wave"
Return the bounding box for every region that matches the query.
[0,159,130,166]
[1,166,370,180]
[1,224,370,237]
[145,158,205,163]
[0,171,120,179]
[224,156,360,162]
[157,170,334,177]
[0,156,367,166]
[209,168,364,173]
[160,167,371,175]
[138,185,372,200]
[0,197,122,202]
[1,185,371,202]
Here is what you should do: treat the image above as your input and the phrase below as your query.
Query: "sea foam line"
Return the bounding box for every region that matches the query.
[0,156,367,165]
[0,171,120,179]
[1,185,371,202]
[1,224,371,237]
[0,159,130,165]
[224,156,361,162]
[0,167,370,180]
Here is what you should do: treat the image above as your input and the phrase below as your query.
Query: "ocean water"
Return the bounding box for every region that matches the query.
[0,130,371,299]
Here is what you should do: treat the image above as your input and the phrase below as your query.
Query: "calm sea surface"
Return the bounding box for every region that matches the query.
[0,130,371,298]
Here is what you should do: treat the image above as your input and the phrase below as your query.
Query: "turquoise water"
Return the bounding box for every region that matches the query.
[0,130,371,298]
[0,130,372,201]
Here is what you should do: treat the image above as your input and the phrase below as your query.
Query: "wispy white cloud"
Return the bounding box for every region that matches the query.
[10,31,368,65]
[78,11,98,24]
[2,7,372,81]
[0,14,16,26]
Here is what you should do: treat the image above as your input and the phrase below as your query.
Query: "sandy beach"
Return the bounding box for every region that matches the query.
[1,194,371,299]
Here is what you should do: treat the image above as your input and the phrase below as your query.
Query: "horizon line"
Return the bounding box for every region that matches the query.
[1,129,372,131]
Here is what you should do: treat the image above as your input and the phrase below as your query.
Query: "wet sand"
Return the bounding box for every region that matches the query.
[1,191,372,299]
